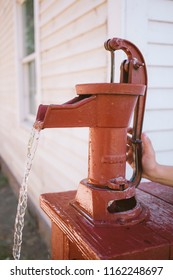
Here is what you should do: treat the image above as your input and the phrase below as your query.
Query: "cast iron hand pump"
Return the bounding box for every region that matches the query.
[35,38,148,225]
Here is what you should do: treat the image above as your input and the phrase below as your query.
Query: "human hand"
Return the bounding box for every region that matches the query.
[127,128,158,180]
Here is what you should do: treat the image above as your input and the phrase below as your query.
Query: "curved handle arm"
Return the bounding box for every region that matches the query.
[105,38,148,188]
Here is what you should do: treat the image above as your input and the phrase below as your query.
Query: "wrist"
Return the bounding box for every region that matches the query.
[143,163,173,187]
[143,163,161,182]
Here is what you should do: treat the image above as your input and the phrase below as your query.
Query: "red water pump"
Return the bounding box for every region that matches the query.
[35,38,173,260]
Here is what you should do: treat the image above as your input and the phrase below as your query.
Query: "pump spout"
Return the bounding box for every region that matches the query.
[34,94,97,130]
[34,83,145,131]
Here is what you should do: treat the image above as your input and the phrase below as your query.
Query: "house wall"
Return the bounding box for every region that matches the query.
[146,0,173,165]
[0,0,173,241]
[0,1,28,181]
[38,0,107,197]
[124,0,173,166]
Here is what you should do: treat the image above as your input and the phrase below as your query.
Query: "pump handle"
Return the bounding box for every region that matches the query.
[105,38,148,188]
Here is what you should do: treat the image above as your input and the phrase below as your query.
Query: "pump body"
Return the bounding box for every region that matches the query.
[36,38,173,259]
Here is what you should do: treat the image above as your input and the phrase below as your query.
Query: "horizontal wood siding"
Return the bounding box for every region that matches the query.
[125,0,173,166]
[145,0,173,164]
[0,0,20,174]
[38,0,107,194]
[40,0,107,98]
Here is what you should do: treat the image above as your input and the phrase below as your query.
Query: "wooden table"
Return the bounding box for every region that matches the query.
[40,182,173,259]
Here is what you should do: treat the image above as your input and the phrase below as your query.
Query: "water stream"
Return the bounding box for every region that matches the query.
[13,126,41,260]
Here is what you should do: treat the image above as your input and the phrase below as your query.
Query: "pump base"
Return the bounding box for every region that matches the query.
[40,182,173,260]
[71,179,148,226]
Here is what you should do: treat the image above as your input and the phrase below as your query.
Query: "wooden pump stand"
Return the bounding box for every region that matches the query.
[35,38,173,259]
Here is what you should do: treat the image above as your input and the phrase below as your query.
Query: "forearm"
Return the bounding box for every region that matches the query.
[144,164,173,187]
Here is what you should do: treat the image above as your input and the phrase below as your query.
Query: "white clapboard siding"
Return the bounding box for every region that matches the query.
[41,67,106,92]
[41,48,106,76]
[156,151,173,166]
[40,0,106,38]
[147,66,173,88]
[146,88,173,110]
[124,0,173,166]
[147,130,173,152]
[41,25,106,63]
[148,21,173,45]
[40,2,107,51]
[0,0,18,175]
[146,0,173,164]
[37,0,107,195]
[147,44,173,66]
[39,0,78,28]
[40,0,107,110]
[148,0,173,23]
[32,127,89,194]
[143,110,173,131]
